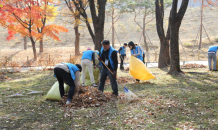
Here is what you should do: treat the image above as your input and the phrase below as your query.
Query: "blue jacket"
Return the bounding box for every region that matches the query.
[208,46,218,53]
[119,46,126,55]
[100,46,117,69]
[81,50,94,60]
[54,63,79,81]
[131,46,143,61]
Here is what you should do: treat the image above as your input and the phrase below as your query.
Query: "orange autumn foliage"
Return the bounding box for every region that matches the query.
[0,0,68,41]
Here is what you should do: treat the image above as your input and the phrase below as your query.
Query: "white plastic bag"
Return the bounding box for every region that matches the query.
[46,81,69,101]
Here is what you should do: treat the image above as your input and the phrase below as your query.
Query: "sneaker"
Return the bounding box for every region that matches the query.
[82,83,85,87]
[93,83,98,87]
[66,101,71,105]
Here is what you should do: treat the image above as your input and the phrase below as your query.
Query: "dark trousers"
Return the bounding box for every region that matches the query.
[54,68,76,101]
[120,55,125,70]
[143,53,145,64]
[98,68,118,96]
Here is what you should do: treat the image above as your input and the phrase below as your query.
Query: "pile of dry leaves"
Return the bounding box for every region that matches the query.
[0,75,9,81]
[117,76,135,83]
[59,86,113,109]
[124,67,129,71]
[181,63,206,68]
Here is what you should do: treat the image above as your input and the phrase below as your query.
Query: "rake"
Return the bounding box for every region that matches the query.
[100,59,137,100]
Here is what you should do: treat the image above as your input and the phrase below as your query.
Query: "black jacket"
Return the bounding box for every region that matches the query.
[99,49,118,72]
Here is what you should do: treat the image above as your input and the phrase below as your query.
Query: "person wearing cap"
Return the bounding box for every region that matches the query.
[128,41,143,61]
[135,44,145,64]
[54,63,82,104]
[81,47,98,87]
[208,46,218,71]
[118,43,127,70]
[98,40,119,97]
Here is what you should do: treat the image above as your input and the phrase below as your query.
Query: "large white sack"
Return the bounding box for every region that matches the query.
[46,81,69,101]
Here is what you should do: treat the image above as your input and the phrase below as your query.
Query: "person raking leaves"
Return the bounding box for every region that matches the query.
[98,40,119,97]
[54,63,82,104]
[81,47,98,87]
[118,43,127,70]
[208,45,218,71]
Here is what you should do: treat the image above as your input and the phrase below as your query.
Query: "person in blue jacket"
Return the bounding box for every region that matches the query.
[98,40,119,97]
[118,43,127,70]
[128,41,143,61]
[81,47,98,87]
[135,44,145,64]
[54,63,82,104]
[208,46,218,71]
[128,41,143,83]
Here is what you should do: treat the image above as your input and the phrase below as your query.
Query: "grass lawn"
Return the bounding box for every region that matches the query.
[1,68,218,129]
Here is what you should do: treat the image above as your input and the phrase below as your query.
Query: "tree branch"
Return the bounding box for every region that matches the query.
[177,0,189,22]
[12,13,29,29]
[113,14,120,24]
[89,0,98,24]
[134,9,143,29]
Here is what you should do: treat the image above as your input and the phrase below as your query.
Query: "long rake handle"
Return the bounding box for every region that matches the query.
[100,58,125,88]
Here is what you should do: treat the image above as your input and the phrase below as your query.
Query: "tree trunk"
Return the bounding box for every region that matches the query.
[112,9,115,48]
[143,12,148,52]
[168,0,189,75]
[72,0,107,51]
[94,27,104,51]
[24,36,27,50]
[40,37,43,52]
[74,8,80,55]
[91,0,106,51]
[155,0,170,68]
[158,29,171,68]
[74,25,80,55]
[158,39,170,68]
[168,24,181,74]
[29,37,37,61]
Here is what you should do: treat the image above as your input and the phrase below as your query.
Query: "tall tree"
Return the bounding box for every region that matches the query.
[122,0,155,61]
[106,0,123,48]
[72,0,107,51]
[37,2,59,52]
[155,0,171,68]
[168,0,189,75]
[0,0,68,60]
[65,0,81,55]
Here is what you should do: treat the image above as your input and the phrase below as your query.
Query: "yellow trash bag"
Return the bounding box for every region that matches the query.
[129,56,155,80]
[80,66,100,86]
[46,81,69,101]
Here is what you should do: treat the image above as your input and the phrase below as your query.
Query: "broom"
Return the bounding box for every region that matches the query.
[100,59,138,100]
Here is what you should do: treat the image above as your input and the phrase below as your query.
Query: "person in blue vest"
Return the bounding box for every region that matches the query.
[81,47,98,87]
[98,40,119,97]
[54,63,82,104]
[128,41,143,83]
[118,43,127,70]
[208,46,218,71]
[128,41,143,61]
[135,44,145,64]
